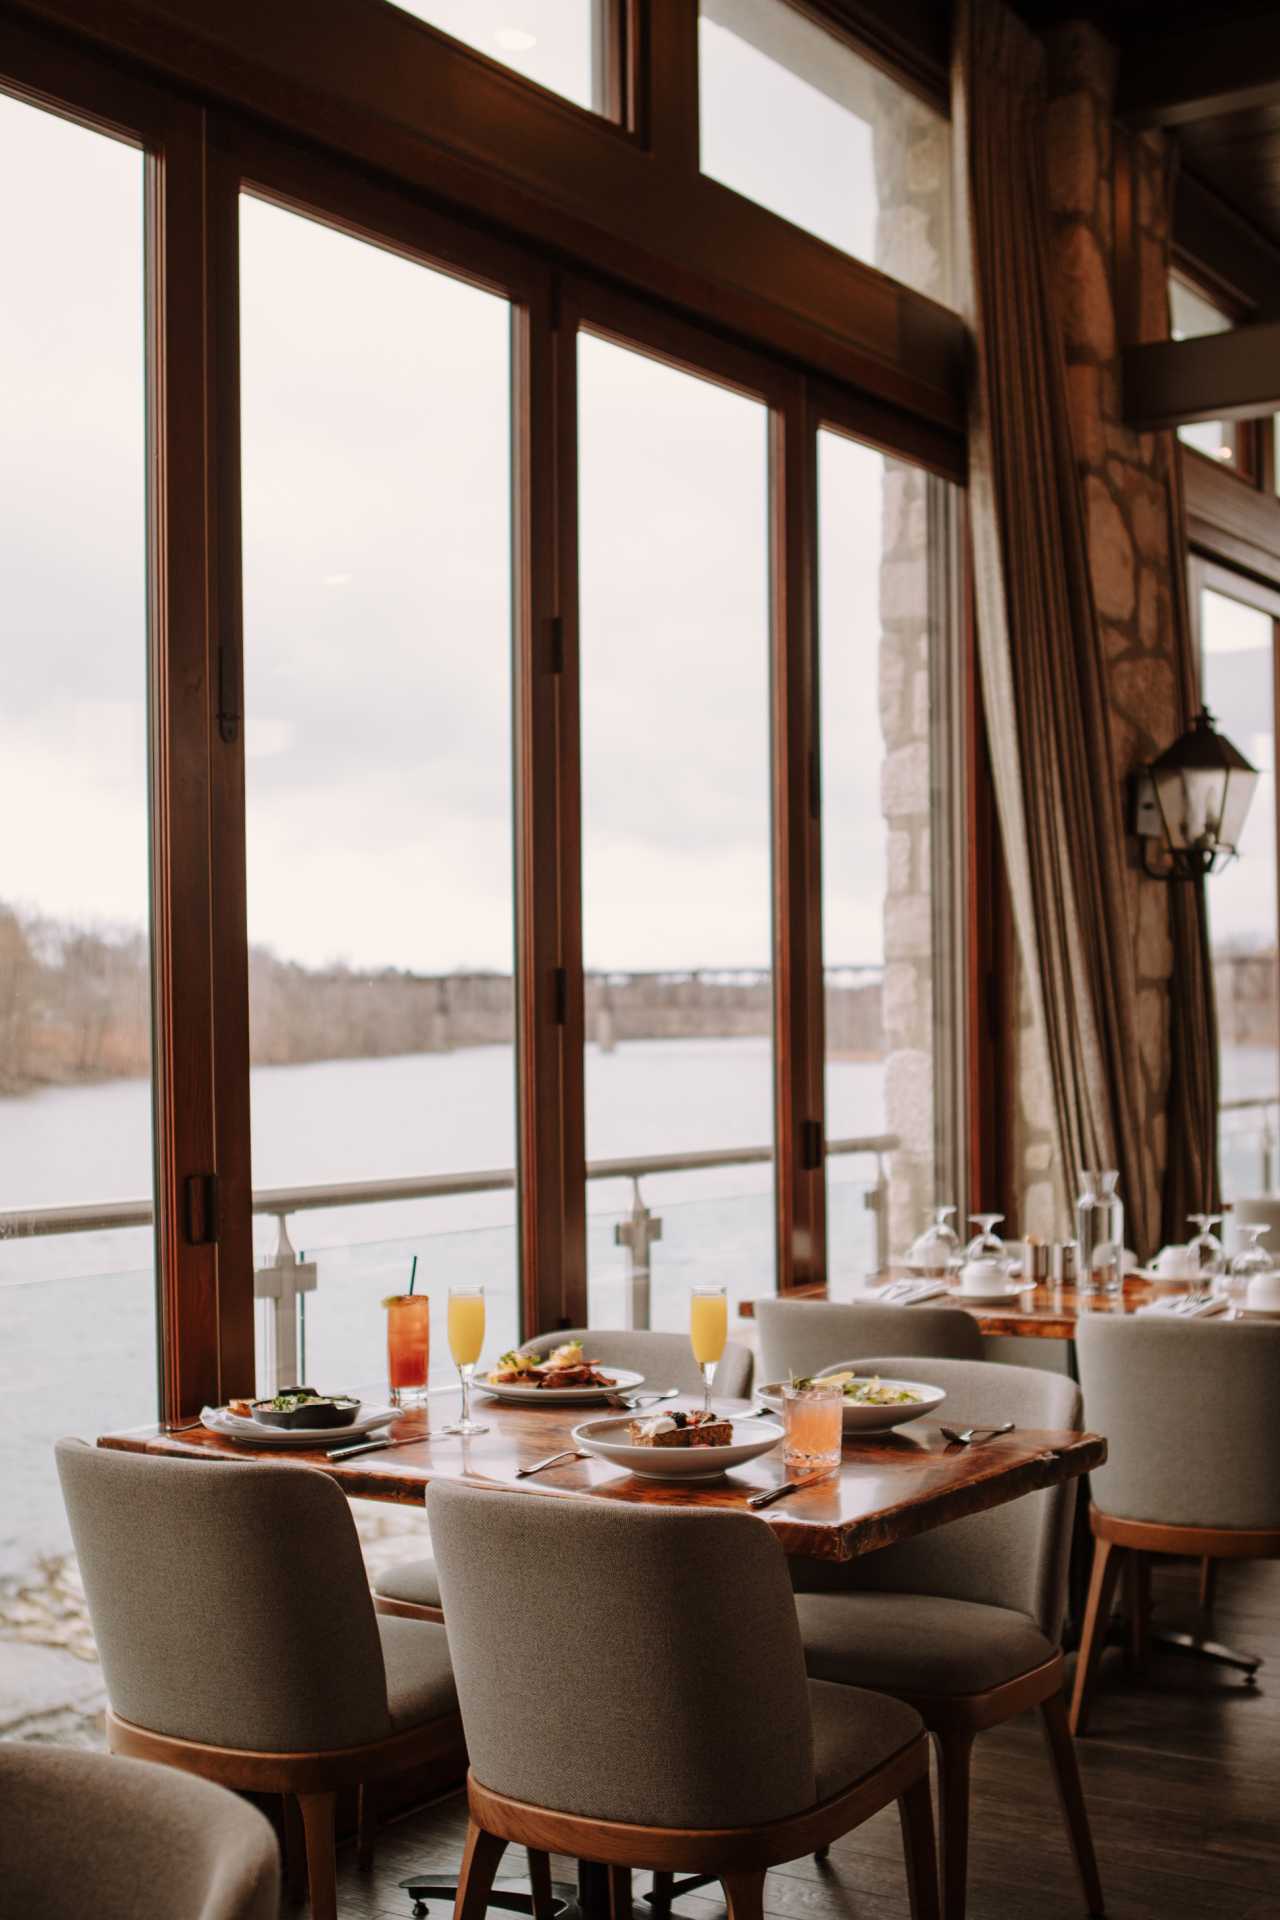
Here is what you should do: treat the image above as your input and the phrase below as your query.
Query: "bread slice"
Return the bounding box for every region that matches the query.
[627,1410,733,1448]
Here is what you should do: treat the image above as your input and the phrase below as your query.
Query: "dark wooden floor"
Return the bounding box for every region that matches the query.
[336,1558,1280,1920]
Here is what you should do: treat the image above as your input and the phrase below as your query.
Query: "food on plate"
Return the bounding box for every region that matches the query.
[795,1372,923,1406]
[627,1409,733,1448]
[486,1343,617,1390]
[247,1388,361,1429]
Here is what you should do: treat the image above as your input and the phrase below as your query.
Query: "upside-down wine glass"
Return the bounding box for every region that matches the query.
[909,1205,961,1279]
[1186,1213,1226,1286]
[965,1213,1008,1262]
[1228,1223,1272,1315]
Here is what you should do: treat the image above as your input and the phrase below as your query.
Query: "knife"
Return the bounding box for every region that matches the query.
[327,1433,425,1461]
[748,1468,835,1510]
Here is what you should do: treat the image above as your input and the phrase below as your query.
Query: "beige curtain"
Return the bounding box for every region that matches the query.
[1156,151,1223,1237]
[953,0,1154,1252]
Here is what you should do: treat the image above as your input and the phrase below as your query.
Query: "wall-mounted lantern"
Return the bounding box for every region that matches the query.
[1132,708,1259,881]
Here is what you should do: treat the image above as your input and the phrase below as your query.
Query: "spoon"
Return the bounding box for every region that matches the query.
[940,1421,1015,1446]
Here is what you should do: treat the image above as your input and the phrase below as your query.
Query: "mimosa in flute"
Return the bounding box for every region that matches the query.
[442,1285,489,1436]
[689,1285,728,1413]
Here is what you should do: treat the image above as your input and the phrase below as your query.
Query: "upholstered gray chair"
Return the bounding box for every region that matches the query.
[755,1297,983,1386]
[1071,1315,1280,1734]
[0,1742,279,1920]
[56,1440,467,1920]
[787,1357,1101,1920]
[429,1479,941,1920]
[373,1326,754,1623]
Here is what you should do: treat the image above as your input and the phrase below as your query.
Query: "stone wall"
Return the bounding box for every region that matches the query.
[1010,24,1182,1246]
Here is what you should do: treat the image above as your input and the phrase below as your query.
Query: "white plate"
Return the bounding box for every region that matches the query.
[756,1378,945,1433]
[572,1414,783,1480]
[1136,1266,1202,1284]
[477,1366,645,1407]
[201,1405,398,1448]
[945,1280,1030,1306]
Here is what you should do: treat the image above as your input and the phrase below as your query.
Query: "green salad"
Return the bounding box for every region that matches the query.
[792,1371,921,1405]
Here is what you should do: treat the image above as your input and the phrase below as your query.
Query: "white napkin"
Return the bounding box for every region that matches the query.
[1135,1293,1228,1320]
[866,1279,948,1305]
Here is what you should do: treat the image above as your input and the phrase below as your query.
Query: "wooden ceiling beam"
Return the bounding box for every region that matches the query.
[1123,322,1280,429]
[1119,17,1280,128]
[1174,171,1280,321]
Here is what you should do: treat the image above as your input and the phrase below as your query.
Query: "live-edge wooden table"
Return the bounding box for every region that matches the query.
[99,1397,1104,1919]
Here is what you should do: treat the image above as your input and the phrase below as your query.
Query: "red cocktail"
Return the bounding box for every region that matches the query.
[385,1294,429,1404]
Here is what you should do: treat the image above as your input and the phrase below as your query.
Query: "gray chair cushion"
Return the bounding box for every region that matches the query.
[377,1615,458,1731]
[807,1681,923,1801]
[375,1554,442,1611]
[797,1592,1054,1696]
[755,1298,983,1383]
[519,1328,753,1400]
[0,1742,279,1920]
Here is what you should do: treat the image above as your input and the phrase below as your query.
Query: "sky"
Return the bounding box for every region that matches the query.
[0,7,944,982]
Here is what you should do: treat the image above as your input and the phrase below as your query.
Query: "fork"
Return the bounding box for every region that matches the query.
[515,1447,589,1478]
[605,1387,679,1412]
[940,1421,1015,1446]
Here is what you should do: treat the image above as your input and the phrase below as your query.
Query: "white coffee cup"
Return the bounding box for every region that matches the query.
[960,1258,1007,1296]
[1156,1244,1193,1280]
[1247,1270,1280,1312]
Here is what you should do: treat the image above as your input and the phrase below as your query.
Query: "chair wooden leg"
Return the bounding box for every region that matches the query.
[454,1821,509,1920]
[934,1729,974,1920]
[721,1872,766,1920]
[1070,1536,1124,1737]
[357,1782,376,1870]
[813,1845,830,1863]
[608,1866,633,1920]
[296,1791,337,1920]
[1125,1551,1150,1669]
[1199,1556,1218,1615]
[648,1871,674,1915]
[528,1849,556,1920]
[898,1773,942,1920]
[1040,1690,1105,1918]
[281,1794,307,1904]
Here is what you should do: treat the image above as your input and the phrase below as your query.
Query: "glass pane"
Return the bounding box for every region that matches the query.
[240,196,517,1399]
[1170,275,1238,466]
[699,0,952,305]
[388,0,606,113]
[1201,587,1277,1197]
[578,333,773,1326]
[0,94,155,1741]
[818,429,959,1271]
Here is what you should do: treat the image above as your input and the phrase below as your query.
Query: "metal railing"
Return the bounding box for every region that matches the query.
[1220,1094,1280,1195]
[0,1134,897,1388]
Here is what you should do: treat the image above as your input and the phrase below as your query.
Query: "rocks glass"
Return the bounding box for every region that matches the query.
[782,1382,843,1479]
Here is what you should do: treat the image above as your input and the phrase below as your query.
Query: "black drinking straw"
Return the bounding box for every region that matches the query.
[409,1255,418,1296]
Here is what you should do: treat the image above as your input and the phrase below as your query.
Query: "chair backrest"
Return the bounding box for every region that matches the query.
[754,1297,983,1385]
[0,1742,279,1920]
[429,1479,816,1829]
[521,1326,754,1399]
[1075,1315,1280,1531]
[788,1356,1082,1640]
[56,1440,393,1752]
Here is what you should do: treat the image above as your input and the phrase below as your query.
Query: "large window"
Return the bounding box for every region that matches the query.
[699,0,952,305]
[389,0,610,112]
[0,93,155,1720]
[1199,575,1280,1198]
[240,195,519,1390]
[818,428,962,1281]
[577,334,774,1326]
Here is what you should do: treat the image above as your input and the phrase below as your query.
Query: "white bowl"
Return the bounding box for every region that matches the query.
[572,1414,783,1481]
[756,1376,945,1434]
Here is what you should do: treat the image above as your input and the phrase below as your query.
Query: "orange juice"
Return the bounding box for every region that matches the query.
[690,1289,728,1367]
[385,1294,428,1396]
[447,1291,485,1367]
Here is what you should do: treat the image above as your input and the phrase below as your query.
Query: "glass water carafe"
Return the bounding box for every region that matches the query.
[1076,1170,1125,1296]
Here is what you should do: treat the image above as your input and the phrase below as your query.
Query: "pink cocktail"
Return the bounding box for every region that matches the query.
[783,1384,843,1477]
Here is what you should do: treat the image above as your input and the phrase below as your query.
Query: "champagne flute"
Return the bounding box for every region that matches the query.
[689,1285,727,1415]
[442,1285,489,1436]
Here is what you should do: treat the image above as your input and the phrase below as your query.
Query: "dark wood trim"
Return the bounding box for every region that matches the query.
[774,376,824,1293]
[1184,444,1280,592]
[1125,323,1280,431]
[373,1594,445,1627]
[1174,171,1280,325]
[6,0,965,438]
[644,0,699,175]
[809,375,966,488]
[1118,18,1280,129]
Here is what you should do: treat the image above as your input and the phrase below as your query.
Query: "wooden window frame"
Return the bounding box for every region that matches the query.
[0,2,975,1403]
